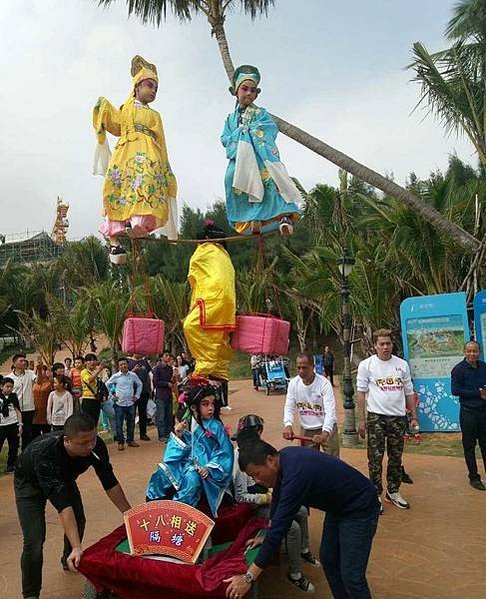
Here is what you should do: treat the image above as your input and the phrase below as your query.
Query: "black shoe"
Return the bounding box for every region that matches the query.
[287,574,315,593]
[470,478,486,491]
[301,550,320,566]
[5,465,15,474]
[140,434,151,441]
[401,468,414,485]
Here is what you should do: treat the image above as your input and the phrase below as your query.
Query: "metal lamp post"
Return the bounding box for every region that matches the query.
[338,247,359,447]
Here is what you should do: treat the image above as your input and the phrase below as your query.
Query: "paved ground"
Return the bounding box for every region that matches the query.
[1,379,486,598]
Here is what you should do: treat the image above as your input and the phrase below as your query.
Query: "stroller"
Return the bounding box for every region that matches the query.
[259,356,289,396]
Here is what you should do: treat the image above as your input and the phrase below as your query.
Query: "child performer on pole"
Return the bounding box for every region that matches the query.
[221,65,301,237]
[93,55,177,264]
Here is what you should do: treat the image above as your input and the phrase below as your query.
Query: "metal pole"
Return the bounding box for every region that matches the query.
[341,256,359,447]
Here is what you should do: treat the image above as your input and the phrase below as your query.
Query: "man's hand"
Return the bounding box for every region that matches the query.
[358,421,366,439]
[410,417,420,431]
[312,431,329,446]
[67,546,83,572]
[282,425,294,440]
[245,536,264,551]
[480,388,486,401]
[224,575,252,599]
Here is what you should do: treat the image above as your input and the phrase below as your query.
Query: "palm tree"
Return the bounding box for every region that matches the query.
[47,294,93,358]
[15,311,59,366]
[149,275,189,352]
[409,0,486,167]
[96,0,481,253]
[80,281,133,365]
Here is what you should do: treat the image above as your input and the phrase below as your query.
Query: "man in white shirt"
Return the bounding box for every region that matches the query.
[9,353,36,450]
[357,328,417,511]
[282,353,339,456]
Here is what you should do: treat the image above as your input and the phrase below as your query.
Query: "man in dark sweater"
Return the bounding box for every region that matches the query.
[127,353,152,441]
[152,351,175,442]
[225,442,379,599]
[451,340,486,490]
[14,413,131,599]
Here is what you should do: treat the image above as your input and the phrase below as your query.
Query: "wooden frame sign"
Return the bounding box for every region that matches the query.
[124,500,214,563]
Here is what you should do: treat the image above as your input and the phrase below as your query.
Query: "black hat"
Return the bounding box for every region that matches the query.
[232,414,264,441]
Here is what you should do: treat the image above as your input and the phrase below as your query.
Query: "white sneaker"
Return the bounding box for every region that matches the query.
[385,490,410,509]
[279,217,294,236]
[223,405,232,411]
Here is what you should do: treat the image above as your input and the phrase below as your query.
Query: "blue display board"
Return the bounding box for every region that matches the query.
[473,290,486,359]
[400,293,469,432]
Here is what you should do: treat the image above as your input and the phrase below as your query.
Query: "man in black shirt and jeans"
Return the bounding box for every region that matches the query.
[15,413,131,599]
[225,441,380,599]
[451,340,486,491]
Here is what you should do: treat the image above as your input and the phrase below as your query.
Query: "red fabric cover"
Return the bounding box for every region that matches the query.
[121,317,165,355]
[231,314,291,355]
[78,517,266,599]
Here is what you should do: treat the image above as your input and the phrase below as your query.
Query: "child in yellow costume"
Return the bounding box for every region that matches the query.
[183,222,236,381]
[93,55,177,264]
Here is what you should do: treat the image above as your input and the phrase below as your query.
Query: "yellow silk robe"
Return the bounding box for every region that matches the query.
[183,243,236,381]
[93,97,177,223]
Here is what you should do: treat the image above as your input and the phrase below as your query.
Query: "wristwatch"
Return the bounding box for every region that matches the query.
[243,571,254,584]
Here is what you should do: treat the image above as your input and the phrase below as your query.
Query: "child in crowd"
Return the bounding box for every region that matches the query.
[234,414,319,593]
[0,376,22,473]
[146,385,233,517]
[46,375,74,431]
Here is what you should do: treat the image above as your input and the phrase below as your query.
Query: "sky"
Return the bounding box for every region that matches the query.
[0,0,476,239]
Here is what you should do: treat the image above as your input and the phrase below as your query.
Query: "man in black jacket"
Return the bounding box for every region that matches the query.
[14,413,131,599]
[451,340,486,490]
[225,441,379,599]
[152,351,175,442]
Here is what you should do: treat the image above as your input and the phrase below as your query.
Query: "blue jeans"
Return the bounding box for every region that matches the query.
[114,404,135,444]
[155,398,173,440]
[320,506,379,598]
[101,399,117,439]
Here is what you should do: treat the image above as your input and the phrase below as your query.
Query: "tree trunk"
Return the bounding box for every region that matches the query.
[210,21,482,255]
[272,115,481,254]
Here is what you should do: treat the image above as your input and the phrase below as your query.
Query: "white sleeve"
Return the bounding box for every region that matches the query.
[356,360,369,392]
[283,379,297,427]
[403,362,414,395]
[321,379,337,433]
[93,139,112,176]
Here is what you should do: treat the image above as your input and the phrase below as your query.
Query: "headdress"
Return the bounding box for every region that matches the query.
[229,64,261,96]
[131,55,158,89]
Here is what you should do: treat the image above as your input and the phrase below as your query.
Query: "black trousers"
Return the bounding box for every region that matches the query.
[15,477,86,598]
[0,423,20,469]
[325,365,334,386]
[460,405,486,480]
[137,391,150,436]
[81,397,101,427]
[220,381,229,407]
[20,410,35,451]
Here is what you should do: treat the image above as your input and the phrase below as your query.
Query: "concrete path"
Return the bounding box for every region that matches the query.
[1,379,485,598]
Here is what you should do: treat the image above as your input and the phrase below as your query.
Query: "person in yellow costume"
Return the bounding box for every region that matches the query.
[93,55,177,264]
[183,222,236,381]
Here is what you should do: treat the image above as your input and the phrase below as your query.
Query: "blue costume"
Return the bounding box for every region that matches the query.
[221,66,301,235]
[146,417,234,517]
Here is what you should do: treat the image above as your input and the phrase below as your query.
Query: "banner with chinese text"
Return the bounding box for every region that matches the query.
[124,500,214,563]
[400,292,469,431]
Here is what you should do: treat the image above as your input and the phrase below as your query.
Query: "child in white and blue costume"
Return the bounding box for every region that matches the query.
[221,65,301,236]
[146,385,234,517]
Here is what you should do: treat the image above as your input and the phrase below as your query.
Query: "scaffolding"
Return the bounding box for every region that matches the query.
[0,231,64,266]
[0,197,70,266]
